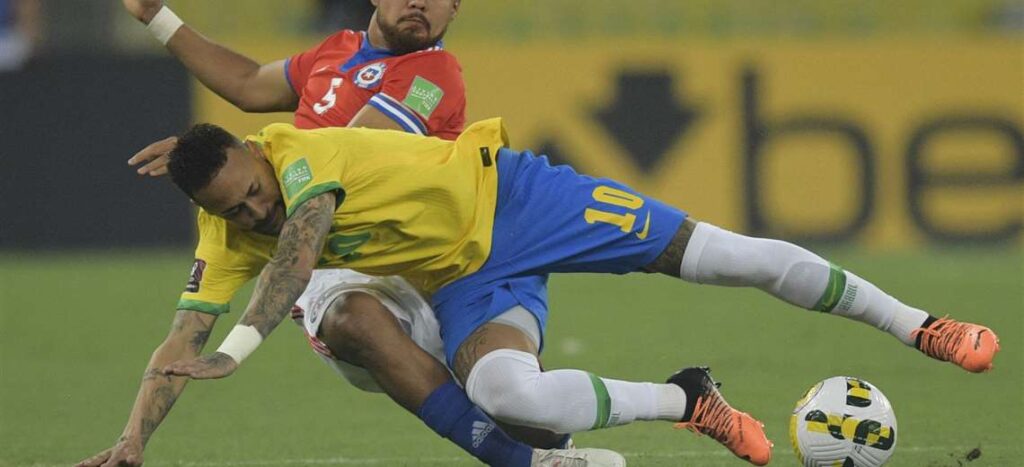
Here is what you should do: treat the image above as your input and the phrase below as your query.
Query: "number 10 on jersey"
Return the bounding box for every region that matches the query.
[584,186,645,233]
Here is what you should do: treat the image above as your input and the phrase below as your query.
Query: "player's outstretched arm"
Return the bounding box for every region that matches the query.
[75,310,217,467]
[122,0,297,113]
[164,192,336,379]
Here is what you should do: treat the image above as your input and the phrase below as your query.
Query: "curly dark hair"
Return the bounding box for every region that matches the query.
[167,123,241,198]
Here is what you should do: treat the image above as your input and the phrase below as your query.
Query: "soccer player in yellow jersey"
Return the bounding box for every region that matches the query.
[161,119,1000,466]
[81,1,600,467]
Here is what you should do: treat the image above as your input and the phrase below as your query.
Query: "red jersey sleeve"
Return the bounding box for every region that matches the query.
[285,31,352,96]
[370,51,466,140]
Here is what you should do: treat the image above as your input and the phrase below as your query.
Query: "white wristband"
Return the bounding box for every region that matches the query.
[146,6,184,46]
[216,325,263,364]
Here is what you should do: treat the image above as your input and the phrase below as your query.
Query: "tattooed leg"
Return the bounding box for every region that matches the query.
[643,217,697,277]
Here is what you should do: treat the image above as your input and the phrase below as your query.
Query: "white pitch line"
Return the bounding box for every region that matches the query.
[21,458,472,467]
[21,446,999,467]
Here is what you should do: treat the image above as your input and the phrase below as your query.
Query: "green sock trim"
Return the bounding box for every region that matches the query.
[813,263,847,313]
[587,373,612,429]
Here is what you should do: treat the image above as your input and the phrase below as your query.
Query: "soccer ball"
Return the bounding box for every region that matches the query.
[789,376,898,467]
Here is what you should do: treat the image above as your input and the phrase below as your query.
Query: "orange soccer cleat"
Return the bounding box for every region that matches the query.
[911,317,1000,373]
[668,367,773,466]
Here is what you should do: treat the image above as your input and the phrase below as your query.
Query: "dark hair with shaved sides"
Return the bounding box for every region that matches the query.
[167,123,241,198]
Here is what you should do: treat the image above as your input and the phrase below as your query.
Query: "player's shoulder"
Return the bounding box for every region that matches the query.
[196,208,226,233]
[388,48,463,76]
[316,28,364,51]
[455,117,510,150]
[256,122,300,138]
[195,209,275,262]
[256,122,353,147]
[194,209,234,256]
[250,122,313,149]
[195,208,241,243]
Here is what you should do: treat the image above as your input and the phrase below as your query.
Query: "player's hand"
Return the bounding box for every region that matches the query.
[163,352,238,379]
[121,0,164,24]
[128,136,177,177]
[75,438,144,467]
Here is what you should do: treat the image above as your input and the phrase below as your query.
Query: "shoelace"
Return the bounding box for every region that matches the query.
[910,316,968,362]
[673,392,735,445]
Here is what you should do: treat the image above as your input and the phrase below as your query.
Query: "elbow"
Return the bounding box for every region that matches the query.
[232,87,295,113]
[230,84,270,112]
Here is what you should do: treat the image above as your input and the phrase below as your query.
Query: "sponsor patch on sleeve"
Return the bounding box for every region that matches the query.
[403,76,444,119]
[282,158,313,199]
[185,259,207,293]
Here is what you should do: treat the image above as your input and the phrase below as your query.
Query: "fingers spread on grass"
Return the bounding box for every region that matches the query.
[75,449,111,467]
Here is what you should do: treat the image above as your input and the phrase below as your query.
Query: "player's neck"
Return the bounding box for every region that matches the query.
[366,25,391,52]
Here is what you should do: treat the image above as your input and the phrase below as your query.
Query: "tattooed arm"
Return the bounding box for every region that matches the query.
[75,310,216,467]
[163,191,337,379]
[237,191,336,336]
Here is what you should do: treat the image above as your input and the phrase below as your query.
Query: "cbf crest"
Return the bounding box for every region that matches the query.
[354,62,387,89]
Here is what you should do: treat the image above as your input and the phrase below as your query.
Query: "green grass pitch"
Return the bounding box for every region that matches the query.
[1,248,1020,466]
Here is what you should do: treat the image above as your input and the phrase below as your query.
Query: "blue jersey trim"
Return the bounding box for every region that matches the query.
[283,57,298,95]
[340,31,444,73]
[341,31,396,72]
[369,93,428,134]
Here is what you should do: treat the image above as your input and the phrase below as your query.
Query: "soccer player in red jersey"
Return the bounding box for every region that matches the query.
[285,25,464,138]
[76,1,623,467]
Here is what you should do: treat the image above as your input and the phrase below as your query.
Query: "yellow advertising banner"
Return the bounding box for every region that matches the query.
[196,38,1023,247]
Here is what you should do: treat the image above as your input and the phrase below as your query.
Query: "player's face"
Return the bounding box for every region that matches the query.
[373,0,459,54]
[192,144,286,236]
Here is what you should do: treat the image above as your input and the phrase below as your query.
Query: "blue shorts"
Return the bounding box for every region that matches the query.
[432,149,687,365]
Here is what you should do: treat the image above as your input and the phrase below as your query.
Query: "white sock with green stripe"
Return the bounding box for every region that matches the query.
[465,349,687,433]
[680,222,929,345]
[588,373,688,428]
[826,270,929,345]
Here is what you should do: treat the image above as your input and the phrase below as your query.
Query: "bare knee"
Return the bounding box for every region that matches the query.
[319,292,399,366]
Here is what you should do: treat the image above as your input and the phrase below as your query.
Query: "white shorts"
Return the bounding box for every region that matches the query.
[290,269,446,393]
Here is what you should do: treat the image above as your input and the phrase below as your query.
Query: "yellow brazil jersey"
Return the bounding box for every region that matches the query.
[176,209,275,314]
[177,119,508,314]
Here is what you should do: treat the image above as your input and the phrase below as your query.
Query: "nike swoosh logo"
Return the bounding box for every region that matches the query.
[636,211,651,240]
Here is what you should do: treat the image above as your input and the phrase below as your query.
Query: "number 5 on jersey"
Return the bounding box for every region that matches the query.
[584,186,651,239]
[314,77,344,115]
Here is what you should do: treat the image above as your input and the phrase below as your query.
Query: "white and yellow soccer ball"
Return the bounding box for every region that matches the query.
[789,376,898,467]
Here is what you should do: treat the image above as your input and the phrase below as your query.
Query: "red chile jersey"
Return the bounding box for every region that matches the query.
[285,30,466,140]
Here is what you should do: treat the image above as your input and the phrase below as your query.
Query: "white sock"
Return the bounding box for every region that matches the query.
[603,378,687,425]
[833,271,930,345]
[680,222,930,345]
[465,349,686,433]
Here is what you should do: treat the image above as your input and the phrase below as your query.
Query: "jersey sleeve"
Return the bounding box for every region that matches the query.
[285,31,349,96]
[367,52,466,140]
[176,211,270,315]
[255,124,345,218]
